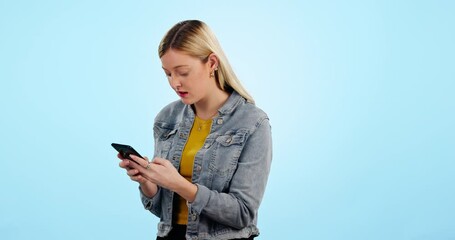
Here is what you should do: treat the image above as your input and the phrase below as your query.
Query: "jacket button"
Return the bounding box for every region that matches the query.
[216,118,223,125]
[191,214,197,221]
[196,165,202,171]
[226,136,232,143]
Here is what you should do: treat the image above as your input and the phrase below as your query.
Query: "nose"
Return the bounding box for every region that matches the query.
[168,76,181,90]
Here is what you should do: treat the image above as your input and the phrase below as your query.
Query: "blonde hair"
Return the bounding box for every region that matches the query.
[158,20,254,103]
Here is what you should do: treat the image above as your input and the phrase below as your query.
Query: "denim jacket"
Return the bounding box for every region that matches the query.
[140,91,273,240]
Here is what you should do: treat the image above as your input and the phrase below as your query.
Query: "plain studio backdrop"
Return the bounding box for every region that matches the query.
[1,1,454,239]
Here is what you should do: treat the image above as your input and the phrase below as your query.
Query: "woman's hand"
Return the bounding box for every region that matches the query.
[127,155,198,202]
[118,153,158,198]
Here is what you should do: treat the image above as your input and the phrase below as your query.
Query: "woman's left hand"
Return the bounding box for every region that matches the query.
[128,155,191,194]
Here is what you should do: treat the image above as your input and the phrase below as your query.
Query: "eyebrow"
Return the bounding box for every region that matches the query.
[162,65,190,71]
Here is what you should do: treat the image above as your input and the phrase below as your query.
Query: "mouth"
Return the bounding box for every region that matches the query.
[177,91,189,98]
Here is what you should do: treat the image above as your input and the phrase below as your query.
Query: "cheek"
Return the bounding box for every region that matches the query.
[191,71,209,87]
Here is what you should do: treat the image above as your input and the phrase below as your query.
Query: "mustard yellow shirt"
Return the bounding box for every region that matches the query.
[174,116,212,225]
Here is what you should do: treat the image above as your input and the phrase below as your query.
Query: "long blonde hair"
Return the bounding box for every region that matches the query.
[158,20,254,103]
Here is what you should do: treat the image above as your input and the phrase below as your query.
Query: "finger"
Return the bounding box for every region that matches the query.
[119,159,130,169]
[127,158,150,172]
[127,168,139,177]
[126,159,141,170]
[130,155,148,168]
[131,175,148,184]
[117,153,126,160]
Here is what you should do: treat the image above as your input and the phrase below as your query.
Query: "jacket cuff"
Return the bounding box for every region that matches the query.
[187,183,210,215]
[139,185,160,210]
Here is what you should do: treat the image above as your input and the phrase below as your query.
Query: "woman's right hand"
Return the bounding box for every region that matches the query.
[118,153,158,198]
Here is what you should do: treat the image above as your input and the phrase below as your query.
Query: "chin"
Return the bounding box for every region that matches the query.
[180,98,195,105]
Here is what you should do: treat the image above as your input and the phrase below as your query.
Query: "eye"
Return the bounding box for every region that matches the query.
[177,70,189,77]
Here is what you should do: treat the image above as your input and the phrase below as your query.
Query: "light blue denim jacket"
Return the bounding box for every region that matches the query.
[140,91,272,240]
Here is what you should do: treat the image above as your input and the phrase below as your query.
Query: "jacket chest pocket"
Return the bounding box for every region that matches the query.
[154,123,178,159]
[207,129,249,190]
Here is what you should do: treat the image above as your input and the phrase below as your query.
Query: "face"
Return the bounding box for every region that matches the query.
[161,49,216,105]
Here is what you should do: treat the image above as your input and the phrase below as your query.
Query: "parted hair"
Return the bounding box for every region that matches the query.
[158,20,254,103]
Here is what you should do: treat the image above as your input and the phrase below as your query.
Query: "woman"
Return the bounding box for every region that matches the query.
[118,20,272,240]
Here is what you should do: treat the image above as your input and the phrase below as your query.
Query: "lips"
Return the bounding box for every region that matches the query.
[177,91,189,98]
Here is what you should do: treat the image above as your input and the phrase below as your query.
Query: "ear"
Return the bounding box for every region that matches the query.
[207,53,219,71]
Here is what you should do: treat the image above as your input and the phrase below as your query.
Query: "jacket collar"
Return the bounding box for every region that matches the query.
[185,91,245,119]
[217,91,244,116]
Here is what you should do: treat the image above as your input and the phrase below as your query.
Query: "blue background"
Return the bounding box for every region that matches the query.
[1,1,454,239]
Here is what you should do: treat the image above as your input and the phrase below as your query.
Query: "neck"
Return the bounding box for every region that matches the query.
[193,89,230,120]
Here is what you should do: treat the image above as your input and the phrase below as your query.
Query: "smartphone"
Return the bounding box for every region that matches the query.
[111,143,144,162]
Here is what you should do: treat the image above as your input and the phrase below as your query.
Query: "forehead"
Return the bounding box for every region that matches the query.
[161,49,201,70]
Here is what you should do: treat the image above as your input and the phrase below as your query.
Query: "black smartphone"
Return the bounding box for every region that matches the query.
[111,143,144,162]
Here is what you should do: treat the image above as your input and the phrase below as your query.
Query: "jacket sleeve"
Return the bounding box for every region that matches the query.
[188,117,273,229]
[139,186,162,217]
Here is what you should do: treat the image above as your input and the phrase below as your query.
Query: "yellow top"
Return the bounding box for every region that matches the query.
[174,116,212,225]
